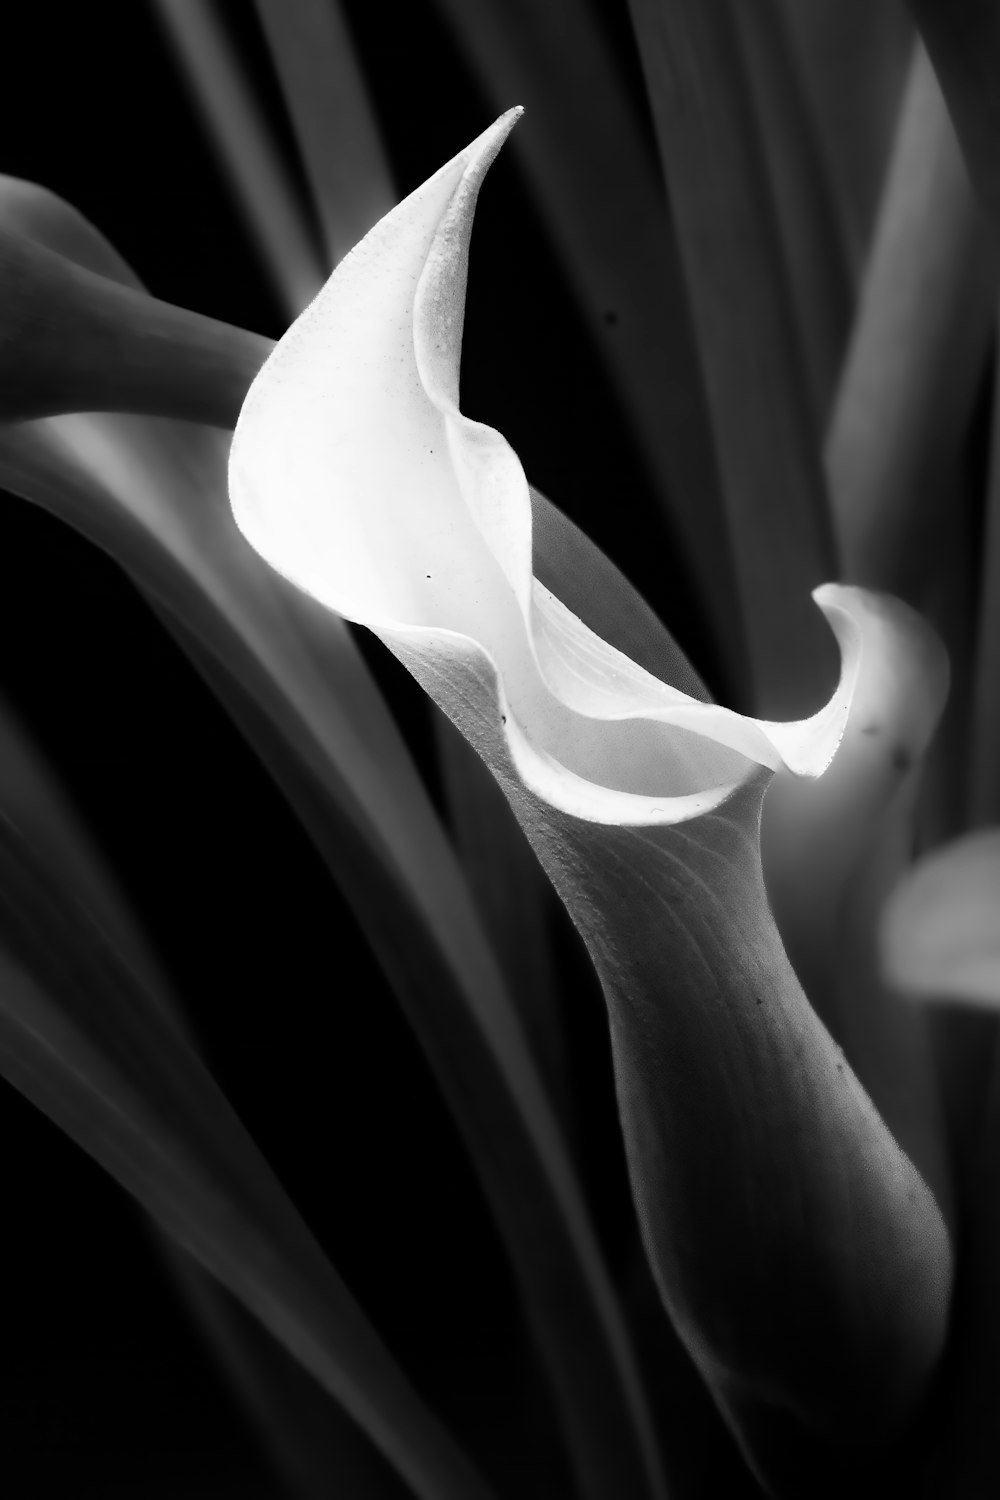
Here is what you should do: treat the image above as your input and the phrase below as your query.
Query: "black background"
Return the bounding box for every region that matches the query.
[0,4,721,1496]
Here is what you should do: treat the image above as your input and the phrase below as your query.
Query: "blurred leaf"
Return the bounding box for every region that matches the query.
[825,42,995,595]
[912,484,981,853]
[161,606,668,1500]
[230,111,952,1492]
[0,209,268,425]
[0,690,173,1015]
[625,0,837,718]
[914,1031,1000,1495]
[0,176,661,1500]
[879,825,1000,1490]
[762,590,953,1209]
[428,0,746,695]
[833,776,951,1190]
[0,688,401,1496]
[0,813,493,1500]
[970,350,1000,828]
[733,0,853,429]
[910,487,991,1186]
[777,0,914,273]
[151,0,324,318]
[158,1239,410,1500]
[253,0,395,266]
[907,0,1000,240]
[966,319,1000,843]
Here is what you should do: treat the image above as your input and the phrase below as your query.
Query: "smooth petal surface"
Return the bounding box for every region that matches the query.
[231,112,953,1483]
[732,1,853,432]
[881,829,1000,1006]
[252,0,395,267]
[908,0,1000,244]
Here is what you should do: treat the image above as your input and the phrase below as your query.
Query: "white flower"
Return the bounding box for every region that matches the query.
[228,110,887,828]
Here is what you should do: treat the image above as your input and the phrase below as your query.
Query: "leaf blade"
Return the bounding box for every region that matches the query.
[0,815,494,1500]
[825,42,995,595]
[151,0,324,318]
[252,0,396,267]
[732,0,853,429]
[427,0,746,693]
[0,219,269,426]
[0,189,666,1500]
[625,0,838,716]
[777,0,914,273]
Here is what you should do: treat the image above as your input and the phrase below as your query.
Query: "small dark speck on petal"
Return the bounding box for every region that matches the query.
[891,747,913,772]
[426,574,431,579]
[501,714,507,724]
[754,996,763,1007]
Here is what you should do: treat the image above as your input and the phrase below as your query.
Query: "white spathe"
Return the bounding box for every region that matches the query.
[229,109,877,826]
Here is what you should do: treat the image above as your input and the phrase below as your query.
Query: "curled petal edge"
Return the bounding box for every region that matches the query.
[230,111,880,827]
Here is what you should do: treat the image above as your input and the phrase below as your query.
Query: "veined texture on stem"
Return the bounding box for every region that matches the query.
[230,110,953,1485]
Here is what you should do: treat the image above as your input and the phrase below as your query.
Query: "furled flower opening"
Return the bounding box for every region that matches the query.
[230,110,874,826]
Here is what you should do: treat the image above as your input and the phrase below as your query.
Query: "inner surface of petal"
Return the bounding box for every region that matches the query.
[231,111,871,818]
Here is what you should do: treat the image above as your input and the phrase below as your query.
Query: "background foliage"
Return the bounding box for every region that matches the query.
[2,0,994,1495]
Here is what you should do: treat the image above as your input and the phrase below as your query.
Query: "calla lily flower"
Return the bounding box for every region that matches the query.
[230,109,856,822]
[10,6,1000,1496]
[230,109,953,1485]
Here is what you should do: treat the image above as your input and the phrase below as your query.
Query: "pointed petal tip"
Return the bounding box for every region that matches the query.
[460,108,524,181]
